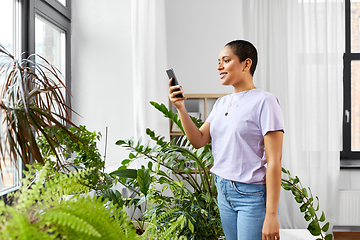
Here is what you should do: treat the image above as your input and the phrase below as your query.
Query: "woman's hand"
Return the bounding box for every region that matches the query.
[262,213,280,240]
[168,78,186,109]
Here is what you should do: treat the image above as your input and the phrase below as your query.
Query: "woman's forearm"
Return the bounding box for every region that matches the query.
[265,159,282,215]
[177,105,211,149]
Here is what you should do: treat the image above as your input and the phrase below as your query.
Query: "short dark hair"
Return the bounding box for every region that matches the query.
[225,40,258,76]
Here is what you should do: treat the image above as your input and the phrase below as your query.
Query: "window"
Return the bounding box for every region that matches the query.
[341,0,360,166]
[0,0,71,195]
[0,0,22,195]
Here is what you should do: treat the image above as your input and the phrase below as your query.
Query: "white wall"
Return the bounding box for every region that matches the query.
[71,0,133,172]
[165,0,245,95]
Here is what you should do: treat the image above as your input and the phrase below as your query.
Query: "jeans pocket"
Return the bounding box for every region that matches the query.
[232,181,266,196]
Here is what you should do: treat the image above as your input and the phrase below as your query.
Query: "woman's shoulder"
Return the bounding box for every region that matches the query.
[252,89,280,102]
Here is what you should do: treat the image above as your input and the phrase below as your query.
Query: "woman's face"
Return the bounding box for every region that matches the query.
[217,46,245,86]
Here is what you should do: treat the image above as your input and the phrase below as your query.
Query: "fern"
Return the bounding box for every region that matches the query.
[0,163,140,240]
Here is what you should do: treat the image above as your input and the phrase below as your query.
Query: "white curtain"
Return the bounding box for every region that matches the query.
[242,0,344,230]
[132,0,169,145]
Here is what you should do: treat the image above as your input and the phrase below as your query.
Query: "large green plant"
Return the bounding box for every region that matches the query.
[111,103,222,239]
[0,162,186,240]
[0,45,78,170]
[113,101,332,240]
[0,162,138,239]
[36,125,112,192]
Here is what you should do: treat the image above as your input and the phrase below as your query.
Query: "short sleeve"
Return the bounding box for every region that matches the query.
[259,95,284,136]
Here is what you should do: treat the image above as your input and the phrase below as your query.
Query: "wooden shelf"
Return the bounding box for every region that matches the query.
[169,93,227,139]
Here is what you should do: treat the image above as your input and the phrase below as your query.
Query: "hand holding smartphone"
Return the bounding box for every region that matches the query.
[166,68,184,98]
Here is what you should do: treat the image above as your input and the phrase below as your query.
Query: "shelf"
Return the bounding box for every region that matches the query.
[169,93,227,139]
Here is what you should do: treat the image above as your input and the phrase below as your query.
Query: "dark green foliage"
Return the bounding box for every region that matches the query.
[114,101,333,239]
[282,168,333,240]
[37,125,112,191]
[0,163,140,240]
[113,102,223,239]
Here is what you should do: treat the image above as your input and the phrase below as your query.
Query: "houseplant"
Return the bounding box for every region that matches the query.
[0,162,139,239]
[112,101,332,240]
[110,102,224,239]
[0,162,188,240]
[0,45,79,170]
[36,125,112,193]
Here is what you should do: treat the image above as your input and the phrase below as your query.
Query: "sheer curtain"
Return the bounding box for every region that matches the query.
[242,0,344,230]
[132,0,169,146]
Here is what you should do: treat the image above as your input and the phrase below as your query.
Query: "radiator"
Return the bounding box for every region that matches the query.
[338,190,360,226]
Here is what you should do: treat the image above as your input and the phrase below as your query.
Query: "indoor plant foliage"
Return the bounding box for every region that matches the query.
[0,162,140,240]
[111,102,223,239]
[0,162,187,239]
[282,169,333,240]
[113,101,332,240]
[0,45,78,170]
[36,125,112,192]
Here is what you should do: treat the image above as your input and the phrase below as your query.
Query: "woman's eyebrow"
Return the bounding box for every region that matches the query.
[218,56,230,61]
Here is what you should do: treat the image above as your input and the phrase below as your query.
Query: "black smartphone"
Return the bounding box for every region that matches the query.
[166,68,184,98]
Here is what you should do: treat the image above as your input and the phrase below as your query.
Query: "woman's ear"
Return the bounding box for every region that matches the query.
[244,58,252,72]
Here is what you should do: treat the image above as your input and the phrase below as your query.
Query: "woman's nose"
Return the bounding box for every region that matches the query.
[217,63,223,70]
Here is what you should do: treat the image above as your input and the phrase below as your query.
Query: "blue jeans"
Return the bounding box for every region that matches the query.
[215,175,266,240]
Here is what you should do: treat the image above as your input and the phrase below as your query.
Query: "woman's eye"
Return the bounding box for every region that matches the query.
[224,59,230,63]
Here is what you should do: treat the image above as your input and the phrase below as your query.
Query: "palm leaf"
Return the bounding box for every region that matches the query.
[0,44,79,174]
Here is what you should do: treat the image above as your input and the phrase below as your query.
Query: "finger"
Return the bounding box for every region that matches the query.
[168,78,173,87]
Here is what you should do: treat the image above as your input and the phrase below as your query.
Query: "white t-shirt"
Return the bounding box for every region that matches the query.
[206,88,284,184]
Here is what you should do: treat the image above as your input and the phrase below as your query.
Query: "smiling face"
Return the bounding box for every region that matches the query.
[217,46,248,87]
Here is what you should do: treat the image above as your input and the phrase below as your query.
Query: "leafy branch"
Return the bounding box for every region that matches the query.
[151,100,333,239]
[281,168,332,240]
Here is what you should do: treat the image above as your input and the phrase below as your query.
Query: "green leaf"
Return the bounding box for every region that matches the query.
[322,222,330,232]
[307,219,321,236]
[136,195,147,207]
[148,161,153,171]
[304,212,312,221]
[315,196,320,211]
[281,182,292,191]
[300,202,309,213]
[121,159,131,165]
[110,169,137,179]
[115,140,126,145]
[324,234,333,240]
[295,194,303,203]
[319,211,325,222]
[162,185,169,192]
[137,169,152,196]
[129,153,136,159]
[158,177,168,184]
[301,188,308,197]
[308,206,316,217]
[188,219,194,233]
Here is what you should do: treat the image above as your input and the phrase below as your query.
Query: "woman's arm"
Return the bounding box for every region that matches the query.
[262,130,283,240]
[168,80,211,149]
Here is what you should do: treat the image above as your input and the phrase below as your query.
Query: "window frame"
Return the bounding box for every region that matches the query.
[0,0,71,196]
[341,0,360,167]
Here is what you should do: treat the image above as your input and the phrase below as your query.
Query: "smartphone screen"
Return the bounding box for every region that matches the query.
[166,68,184,98]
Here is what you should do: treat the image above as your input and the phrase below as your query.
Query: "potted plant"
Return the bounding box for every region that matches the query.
[0,45,79,170]
[110,102,223,239]
[36,125,113,193]
[0,162,141,239]
[112,101,332,240]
